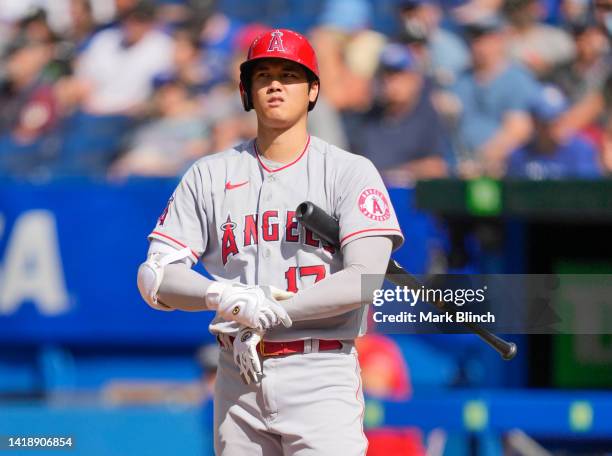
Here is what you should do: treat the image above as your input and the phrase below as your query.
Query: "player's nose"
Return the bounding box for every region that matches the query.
[266,79,283,92]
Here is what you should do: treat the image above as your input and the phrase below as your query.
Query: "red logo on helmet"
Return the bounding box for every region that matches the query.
[267,30,285,52]
[358,188,391,222]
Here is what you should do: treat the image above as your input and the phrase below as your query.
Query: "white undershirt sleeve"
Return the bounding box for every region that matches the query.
[148,240,213,311]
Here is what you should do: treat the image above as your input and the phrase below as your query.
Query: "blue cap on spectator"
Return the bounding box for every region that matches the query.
[379,43,416,72]
[530,85,568,122]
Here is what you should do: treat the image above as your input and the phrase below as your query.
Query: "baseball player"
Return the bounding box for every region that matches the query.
[137,29,404,455]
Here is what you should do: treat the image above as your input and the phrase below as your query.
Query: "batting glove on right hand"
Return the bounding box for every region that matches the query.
[206,283,292,330]
[233,327,264,385]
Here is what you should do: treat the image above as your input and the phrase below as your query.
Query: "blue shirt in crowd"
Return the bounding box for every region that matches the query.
[506,136,602,180]
[356,82,447,170]
[453,64,540,154]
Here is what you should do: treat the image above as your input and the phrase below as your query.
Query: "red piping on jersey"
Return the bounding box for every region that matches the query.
[151,231,199,260]
[254,135,310,173]
[340,228,403,245]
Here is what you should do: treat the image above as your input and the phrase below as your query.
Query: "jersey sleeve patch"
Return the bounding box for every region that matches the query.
[358,188,391,222]
[158,195,174,226]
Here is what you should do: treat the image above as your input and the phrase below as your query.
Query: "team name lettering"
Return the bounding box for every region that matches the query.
[221,209,336,265]
[285,211,299,242]
[262,211,279,241]
[243,214,258,246]
[221,215,239,265]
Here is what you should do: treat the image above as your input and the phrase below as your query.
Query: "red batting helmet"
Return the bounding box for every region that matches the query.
[239,28,320,112]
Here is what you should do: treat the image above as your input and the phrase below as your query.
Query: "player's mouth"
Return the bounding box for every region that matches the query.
[267,96,284,107]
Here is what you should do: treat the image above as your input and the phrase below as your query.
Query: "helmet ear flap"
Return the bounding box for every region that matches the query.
[239,80,252,112]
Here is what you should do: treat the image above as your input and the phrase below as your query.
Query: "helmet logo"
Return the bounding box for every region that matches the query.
[267,30,285,52]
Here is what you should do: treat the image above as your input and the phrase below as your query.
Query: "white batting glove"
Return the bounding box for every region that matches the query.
[258,285,294,330]
[233,327,264,385]
[206,283,293,329]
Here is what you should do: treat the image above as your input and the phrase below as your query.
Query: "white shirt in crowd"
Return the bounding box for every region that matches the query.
[76,26,174,114]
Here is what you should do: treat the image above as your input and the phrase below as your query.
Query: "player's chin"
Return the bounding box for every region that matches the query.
[260,111,296,128]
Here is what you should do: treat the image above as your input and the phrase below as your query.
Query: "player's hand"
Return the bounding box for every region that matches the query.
[233,327,264,385]
[206,283,293,329]
[259,286,293,330]
[206,283,267,328]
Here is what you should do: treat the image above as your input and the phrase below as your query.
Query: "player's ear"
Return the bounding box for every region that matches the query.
[308,80,319,103]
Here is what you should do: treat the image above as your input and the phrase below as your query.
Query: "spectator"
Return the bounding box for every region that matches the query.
[109,74,210,178]
[196,24,261,153]
[0,39,58,138]
[17,8,57,45]
[559,0,594,29]
[73,1,174,115]
[46,1,175,176]
[550,23,610,104]
[0,38,61,176]
[198,8,244,89]
[552,0,612,144]
[172,25,207,93]
[66,0,99,52]
[450,15,539,177]
[506,84,602,179]
[310,0,385,112]
[504,0,575,78]
[353,43,448,186]
[397,0,471,86]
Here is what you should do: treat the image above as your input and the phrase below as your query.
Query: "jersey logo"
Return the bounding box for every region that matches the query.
[219,210,337,266]
[267,30,285,52]
[158,195,174,226]
[358,188,391,222]
[221,215,239,265]
[225,180,249,191]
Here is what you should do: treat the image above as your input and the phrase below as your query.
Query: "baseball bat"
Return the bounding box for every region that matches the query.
[296,201,517,361]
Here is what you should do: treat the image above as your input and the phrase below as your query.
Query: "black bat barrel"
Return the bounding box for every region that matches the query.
[296,201,340,247]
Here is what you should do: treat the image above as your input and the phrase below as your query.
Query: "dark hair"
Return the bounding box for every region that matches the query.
[121,1,156,22]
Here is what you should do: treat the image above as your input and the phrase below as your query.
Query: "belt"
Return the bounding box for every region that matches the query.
[217,335,342,357]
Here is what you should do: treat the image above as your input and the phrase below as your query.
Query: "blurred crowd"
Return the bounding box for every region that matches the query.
[1,0,612,183]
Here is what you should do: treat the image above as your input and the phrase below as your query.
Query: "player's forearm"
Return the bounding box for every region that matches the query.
[157,263,213,311]
[281,236,392,321]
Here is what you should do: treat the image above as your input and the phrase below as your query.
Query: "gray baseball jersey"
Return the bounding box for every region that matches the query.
[148,135,403,341]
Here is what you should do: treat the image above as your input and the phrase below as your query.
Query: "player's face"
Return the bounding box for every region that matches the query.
[250,59,318,128]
